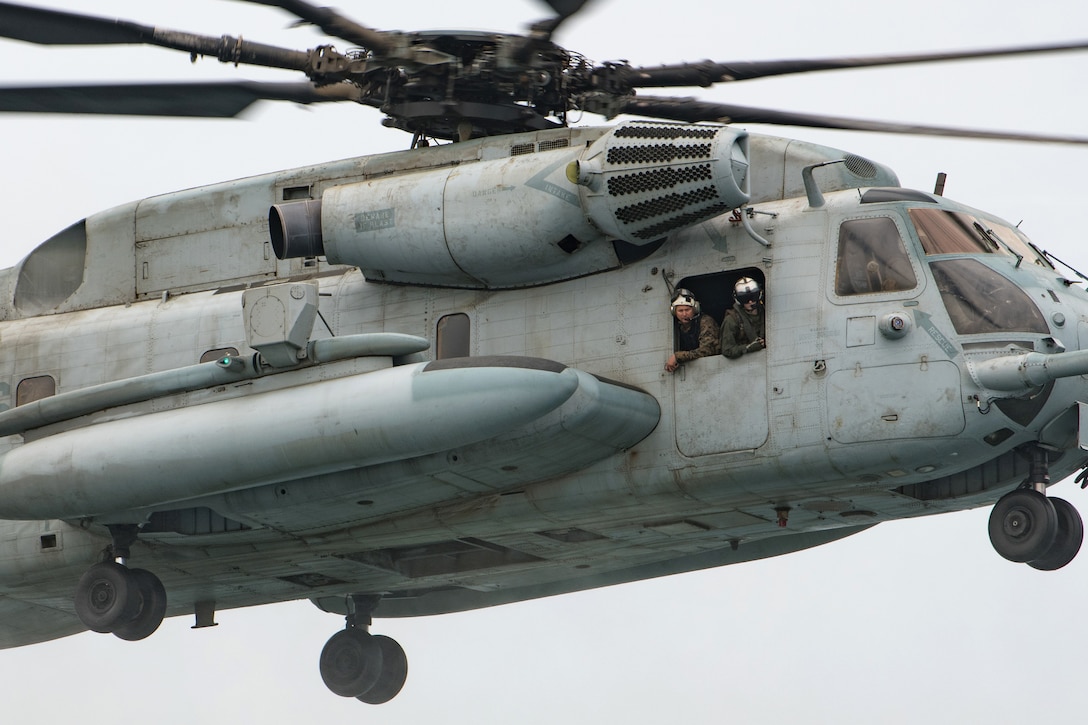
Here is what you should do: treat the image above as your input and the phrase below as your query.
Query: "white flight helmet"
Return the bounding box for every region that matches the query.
[734,277,762,305]
[670,288,700,315]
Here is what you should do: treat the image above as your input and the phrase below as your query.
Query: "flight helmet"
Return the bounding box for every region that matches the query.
[734,277,762,305]
[670,288,700,316]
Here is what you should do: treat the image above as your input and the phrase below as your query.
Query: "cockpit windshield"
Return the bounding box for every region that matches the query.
[908,208,1051,268]
[930,258,1049,335]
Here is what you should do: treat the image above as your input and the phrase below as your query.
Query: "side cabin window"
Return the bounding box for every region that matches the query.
[835,217,918,296]
[676,268,766,343]
[16,375,56,406]
[909,208,1051,267]
[436,313,470,359]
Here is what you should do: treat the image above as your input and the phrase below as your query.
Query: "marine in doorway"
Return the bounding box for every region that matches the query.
[664,288,720,373]
[721,277,766,359]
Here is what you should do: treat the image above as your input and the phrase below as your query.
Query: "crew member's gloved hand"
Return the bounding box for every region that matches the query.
[745,338,765,353]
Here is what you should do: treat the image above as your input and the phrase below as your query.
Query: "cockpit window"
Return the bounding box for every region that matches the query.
[835,217,918,296]
[909,208,1051,267]
[930,258,1048,335]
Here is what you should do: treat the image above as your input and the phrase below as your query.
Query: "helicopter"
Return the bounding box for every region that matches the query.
[2,0,1088,709]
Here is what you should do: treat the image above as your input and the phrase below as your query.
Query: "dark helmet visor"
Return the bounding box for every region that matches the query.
[736,289,761,304]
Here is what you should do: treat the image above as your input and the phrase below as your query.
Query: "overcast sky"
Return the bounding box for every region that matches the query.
[2,1,1088,722]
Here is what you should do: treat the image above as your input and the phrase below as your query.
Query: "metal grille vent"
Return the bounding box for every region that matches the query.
[607,164,713,196]
[538,138,570,151]
[614,124,718,139]
[607,143,713,165]
[844,154,878,178]
[591,121,747,242]
[615,186,720,224]
[632,201,732,240]
[510,138,570,157]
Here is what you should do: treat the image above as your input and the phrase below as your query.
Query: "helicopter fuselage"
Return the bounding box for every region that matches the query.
[0,122,1085,650]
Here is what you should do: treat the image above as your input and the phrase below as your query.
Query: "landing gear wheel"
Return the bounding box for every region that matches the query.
[356,635,409,705]
[1028,497,1084,571]
[319,628,384,697]
[74,561,141,633]
[113,568,168,641]
[988,489,1058,563]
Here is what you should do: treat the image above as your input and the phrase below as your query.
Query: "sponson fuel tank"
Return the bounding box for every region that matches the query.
[0,357,660,520]
[270,121,750,288]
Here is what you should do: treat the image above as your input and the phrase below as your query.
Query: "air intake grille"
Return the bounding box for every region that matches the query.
[590,121,749,242]
[615,186,720,224]
[607,164,713,196]
[607,143,712,165]
[509,138,570,157]
[538,138,570,151]
[845,154,878,179]
[614,124,718,139]
[632,202,732,240]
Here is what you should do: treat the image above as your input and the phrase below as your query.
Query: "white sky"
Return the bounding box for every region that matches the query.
[2,1,1088,722]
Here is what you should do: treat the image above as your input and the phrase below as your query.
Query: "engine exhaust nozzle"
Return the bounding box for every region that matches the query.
[270,199,324,259]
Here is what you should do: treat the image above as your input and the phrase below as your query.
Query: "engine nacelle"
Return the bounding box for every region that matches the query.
[270,122,749,288]
[567,122,749,242]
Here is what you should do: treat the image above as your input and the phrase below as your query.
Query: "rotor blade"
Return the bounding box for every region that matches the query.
[234,0,395,54]
[539,0,593,18]
[0,81,360,117]
[620,40,1088,87]
[532,0,593,34]
[0,2,310,71]
[0,1,153,45]
[616,96,1088,145]
[518,0,594,62]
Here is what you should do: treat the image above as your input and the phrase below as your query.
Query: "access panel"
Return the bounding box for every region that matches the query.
[826,360,964,443]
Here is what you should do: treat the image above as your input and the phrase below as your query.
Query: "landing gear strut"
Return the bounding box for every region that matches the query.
[74,524,167,640]
[988,446,1084,570]
[319,595,408,704]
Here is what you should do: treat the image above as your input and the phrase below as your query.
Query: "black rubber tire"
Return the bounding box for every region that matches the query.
[113,568,168,641]
[988,489,1058,563]
[74,562,141,633]
[319,628,384,697]
[1029,497,1084,571]
[357,635,409,705]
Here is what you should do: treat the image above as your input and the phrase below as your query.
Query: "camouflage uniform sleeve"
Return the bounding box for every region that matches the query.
[675,316,721,363]
[720,313,746,359]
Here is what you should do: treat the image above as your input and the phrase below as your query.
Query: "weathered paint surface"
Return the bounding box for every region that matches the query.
[1,125,1086,649]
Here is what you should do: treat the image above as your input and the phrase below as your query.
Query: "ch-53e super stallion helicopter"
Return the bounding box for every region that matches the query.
[3,0,1088,707]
